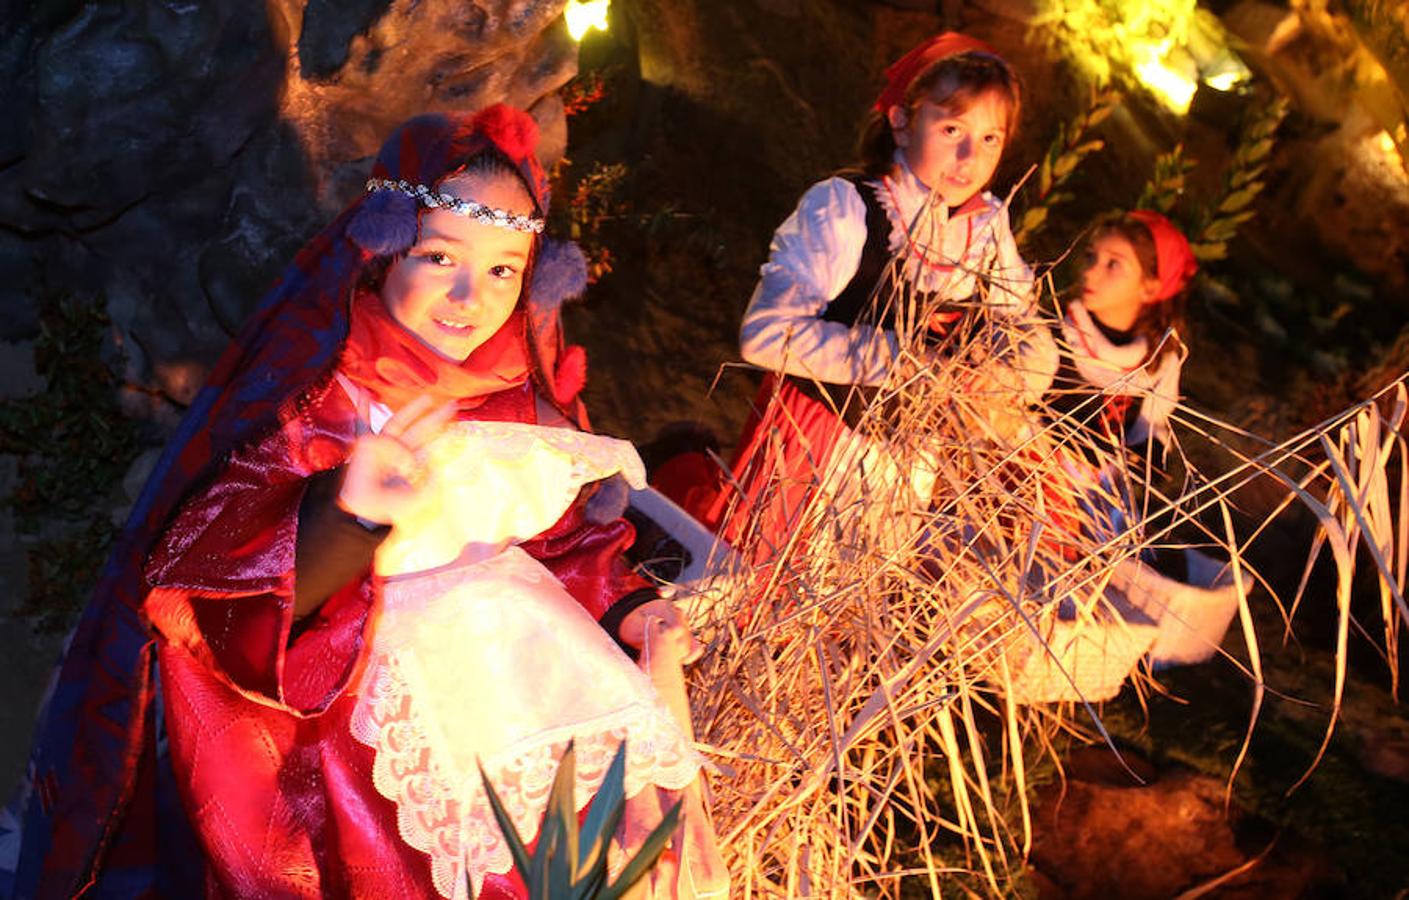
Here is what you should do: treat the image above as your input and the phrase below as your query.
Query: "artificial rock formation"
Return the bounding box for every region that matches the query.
[0,0,577,406]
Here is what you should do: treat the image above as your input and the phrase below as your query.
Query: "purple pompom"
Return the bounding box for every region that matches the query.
[527,239,588,314]
[347,189,419,256]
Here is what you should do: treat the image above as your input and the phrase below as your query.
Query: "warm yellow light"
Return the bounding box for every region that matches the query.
[1135,43,1197,114]
[1204,70,1242,91]
[1371,130,1406,173]
[565,0,609,41]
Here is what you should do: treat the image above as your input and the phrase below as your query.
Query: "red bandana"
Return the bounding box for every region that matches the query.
[1129,209,1198,303]
[339,287,531,412]
[875,32,997,113]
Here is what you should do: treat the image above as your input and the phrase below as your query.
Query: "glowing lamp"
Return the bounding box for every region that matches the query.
[1134,42,1197,114]
[1201,51,1251,93]
[1372,129,1406,172]
[1136,60,1197,113]
[1203,71,1241,91]
[565,0,609,41]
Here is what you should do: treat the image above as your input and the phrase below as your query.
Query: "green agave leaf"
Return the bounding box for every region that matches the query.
[478,762,533,879]
[577,741,629,880]
[596,799,684,900]
[571,865,610,900]
[529,817,556,900]
[546,742,582,881]
[548,818,574,895]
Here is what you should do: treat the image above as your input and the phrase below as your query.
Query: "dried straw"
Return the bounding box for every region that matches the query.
[680,263,1408,896]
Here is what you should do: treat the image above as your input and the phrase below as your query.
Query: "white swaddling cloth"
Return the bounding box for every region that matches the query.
[348,421,702,899]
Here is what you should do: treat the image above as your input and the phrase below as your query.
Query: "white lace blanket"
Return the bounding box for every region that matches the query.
[373,421,647,576]
[349,422,702,898]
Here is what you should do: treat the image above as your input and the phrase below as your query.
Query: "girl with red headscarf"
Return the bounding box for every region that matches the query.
[691,33,1054,563]
[1036,210,1197,569]
[13,105,725,899]
[1049,210,1197,458]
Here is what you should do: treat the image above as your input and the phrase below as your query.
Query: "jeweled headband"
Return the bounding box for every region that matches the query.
[364,177,546,234]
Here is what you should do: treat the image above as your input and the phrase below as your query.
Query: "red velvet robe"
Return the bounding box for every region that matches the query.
[141,376,649,898]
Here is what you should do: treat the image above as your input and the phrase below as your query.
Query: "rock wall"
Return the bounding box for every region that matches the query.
[0,0,578,408]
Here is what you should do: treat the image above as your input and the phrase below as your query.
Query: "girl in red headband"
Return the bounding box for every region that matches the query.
[1034,210,1197,572]
[14,105,725,899]
[1049,210,1196,458]
[697,33,1051,561]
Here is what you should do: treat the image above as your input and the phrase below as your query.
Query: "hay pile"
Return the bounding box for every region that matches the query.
[678,273,1408,896]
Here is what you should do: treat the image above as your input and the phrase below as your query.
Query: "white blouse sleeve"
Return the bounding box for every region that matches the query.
[970,203,1053,399]
[982,203,1035,315]
[739,177,900,386]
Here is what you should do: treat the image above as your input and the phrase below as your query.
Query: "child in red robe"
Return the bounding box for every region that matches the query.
[14,106,725,900]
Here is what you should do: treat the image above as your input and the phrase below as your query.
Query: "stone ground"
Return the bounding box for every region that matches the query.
[1027,749,1347,898]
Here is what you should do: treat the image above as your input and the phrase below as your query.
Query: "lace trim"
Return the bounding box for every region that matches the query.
[349,652,702,899]
[374,421,648,576]
[871,178,1000,296]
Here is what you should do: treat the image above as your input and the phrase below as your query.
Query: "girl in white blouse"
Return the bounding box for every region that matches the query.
[706,32,1050,561]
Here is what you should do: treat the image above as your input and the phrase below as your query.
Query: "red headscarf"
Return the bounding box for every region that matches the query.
[1128,210,1198,303]
[874,32,997,113]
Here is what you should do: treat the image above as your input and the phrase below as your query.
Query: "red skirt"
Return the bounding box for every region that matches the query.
[705,374,853,565]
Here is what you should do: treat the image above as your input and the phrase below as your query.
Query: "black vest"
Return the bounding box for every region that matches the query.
[784,173,975,423]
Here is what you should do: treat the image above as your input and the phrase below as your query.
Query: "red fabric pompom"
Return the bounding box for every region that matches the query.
[469,103,540,162]
[553,343,588,404]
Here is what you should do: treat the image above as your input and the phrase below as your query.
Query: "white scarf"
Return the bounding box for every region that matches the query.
[1060,300,1183,447]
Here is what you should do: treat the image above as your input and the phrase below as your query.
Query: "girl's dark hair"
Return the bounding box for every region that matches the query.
[856,51,1022,176]
[446,147,543,306]
[1089,212,1187,371]
[453,151,543,215]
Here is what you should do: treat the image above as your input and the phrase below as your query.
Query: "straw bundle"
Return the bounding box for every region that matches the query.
[679,261,1408,895]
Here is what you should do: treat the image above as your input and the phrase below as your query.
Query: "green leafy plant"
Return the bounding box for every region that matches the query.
[1015,88,1120,247]
[1033,0,1206,93]
[1136,143,1196,215]
[0,288,146,630]
[476,740,682,899]
[559,161,630,284]
[562,70,609,120]
[1133,96,1288,262]
[1188,96,1289,261]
